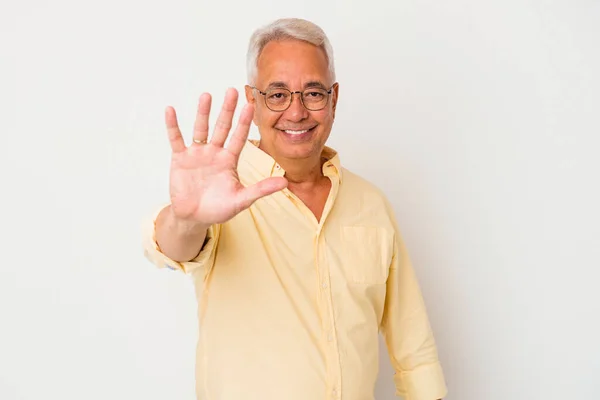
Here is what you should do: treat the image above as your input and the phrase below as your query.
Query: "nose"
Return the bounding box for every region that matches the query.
[283,92,309,122]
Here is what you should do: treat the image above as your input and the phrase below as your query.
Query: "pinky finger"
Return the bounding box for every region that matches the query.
[165,106,186,153]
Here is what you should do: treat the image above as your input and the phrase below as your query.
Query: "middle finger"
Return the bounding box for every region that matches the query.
[210,88,238,147]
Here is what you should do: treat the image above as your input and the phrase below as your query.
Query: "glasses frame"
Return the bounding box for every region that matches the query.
[248,84,336,112]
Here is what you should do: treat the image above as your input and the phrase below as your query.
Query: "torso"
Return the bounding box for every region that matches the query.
[287,177,332,222]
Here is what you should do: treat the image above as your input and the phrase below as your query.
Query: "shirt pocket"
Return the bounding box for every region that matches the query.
[340,226,393,284]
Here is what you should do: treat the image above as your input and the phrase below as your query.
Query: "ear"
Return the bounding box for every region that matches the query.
[244,85,255,104]
[331,82,340,118]
[244,85,259,125]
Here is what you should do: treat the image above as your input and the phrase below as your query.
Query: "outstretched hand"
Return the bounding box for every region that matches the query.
[165,88,287,226]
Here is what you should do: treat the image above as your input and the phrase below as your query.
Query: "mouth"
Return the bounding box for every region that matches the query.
[275,125,318,143]
[278,125,317,135]
[283,129,310,135]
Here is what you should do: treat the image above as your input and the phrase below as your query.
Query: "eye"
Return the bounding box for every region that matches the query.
[304,91,325,100]
[267,90,290,101]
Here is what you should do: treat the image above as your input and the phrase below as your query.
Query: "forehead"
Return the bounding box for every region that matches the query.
[255,39,330,87]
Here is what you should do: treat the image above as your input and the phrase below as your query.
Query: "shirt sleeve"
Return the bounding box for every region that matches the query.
[379,226,448,400]
[142,205,220,275]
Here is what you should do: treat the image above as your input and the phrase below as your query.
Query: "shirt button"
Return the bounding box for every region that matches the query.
[327,333,334,342]
[321,282,328,289]
[332,388,338,396]
[275,164,281,169]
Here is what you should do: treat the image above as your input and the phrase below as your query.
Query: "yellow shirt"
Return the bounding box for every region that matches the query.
[143,140,447,400]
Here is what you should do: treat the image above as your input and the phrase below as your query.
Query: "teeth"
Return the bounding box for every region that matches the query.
[284,129,309,135]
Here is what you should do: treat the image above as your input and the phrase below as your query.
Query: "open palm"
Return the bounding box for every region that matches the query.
[165,88,287,225]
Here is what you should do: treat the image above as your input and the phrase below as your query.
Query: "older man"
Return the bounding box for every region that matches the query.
[143,18,447,400]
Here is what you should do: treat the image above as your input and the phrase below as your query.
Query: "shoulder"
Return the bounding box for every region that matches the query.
[337,167,397,223]
[340,167,390,203]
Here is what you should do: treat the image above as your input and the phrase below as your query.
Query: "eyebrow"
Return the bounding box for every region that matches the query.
[266,81,328,90]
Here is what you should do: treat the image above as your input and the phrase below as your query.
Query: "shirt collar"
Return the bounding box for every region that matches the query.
[241,139,343,182]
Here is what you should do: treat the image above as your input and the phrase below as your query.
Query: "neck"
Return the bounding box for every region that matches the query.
[257,141,325,185]
[279,155,325,185]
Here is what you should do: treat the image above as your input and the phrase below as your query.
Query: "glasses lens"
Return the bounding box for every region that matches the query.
[302,88,328,110]
[265,89,291,111]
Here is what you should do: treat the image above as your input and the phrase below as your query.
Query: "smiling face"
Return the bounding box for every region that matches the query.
[245,39,339,163]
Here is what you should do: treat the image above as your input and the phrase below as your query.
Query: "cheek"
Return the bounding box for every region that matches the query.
[256,108,280,128]
[314,109,334,125]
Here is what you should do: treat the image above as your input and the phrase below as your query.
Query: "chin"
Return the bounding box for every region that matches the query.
[278,146,316,160]
[274,130,322,158]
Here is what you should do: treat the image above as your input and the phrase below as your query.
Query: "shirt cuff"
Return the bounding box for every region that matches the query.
[142,206,219,275]
[393,362,448,400]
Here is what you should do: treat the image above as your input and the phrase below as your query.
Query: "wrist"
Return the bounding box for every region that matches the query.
[167,206,211,236]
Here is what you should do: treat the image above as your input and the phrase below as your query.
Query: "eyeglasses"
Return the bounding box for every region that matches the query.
[248,84,335,112]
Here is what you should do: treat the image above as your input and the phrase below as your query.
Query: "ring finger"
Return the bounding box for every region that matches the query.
[192,93,212,145]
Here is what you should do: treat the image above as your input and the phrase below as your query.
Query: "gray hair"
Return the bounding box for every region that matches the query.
[246,18,336,85]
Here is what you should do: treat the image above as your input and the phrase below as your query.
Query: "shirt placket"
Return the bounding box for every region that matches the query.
[277,160,343,399]
[315,168,342,400]
[315,231,342,400]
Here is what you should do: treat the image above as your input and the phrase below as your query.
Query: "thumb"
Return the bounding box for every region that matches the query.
[236,177,288,210]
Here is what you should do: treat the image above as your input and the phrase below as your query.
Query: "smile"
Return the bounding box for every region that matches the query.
[279,126,316,135]
[285,129,308,135]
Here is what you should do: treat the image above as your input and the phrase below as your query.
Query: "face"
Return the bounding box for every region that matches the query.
[245,39,339,162]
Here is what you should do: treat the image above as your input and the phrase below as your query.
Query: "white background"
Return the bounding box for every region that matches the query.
[1,0,599,399]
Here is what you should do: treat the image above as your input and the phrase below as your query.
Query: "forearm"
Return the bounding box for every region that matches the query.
[155,205,210,262]
[382,252,447,399]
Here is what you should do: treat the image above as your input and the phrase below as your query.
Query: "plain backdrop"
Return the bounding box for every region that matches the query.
[1,0,599,399]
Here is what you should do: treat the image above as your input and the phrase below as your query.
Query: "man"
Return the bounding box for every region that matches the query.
[143,18,447,400]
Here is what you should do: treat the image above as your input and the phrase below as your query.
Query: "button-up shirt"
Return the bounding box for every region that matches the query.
[143,140,447,400]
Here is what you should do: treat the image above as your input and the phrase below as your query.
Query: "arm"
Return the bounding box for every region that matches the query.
[152,90,285,263]
[379,231,447,400]
[155,204,210,262]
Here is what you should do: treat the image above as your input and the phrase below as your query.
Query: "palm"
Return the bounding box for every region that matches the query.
[170,143,245,223]
[165,89,287,226]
